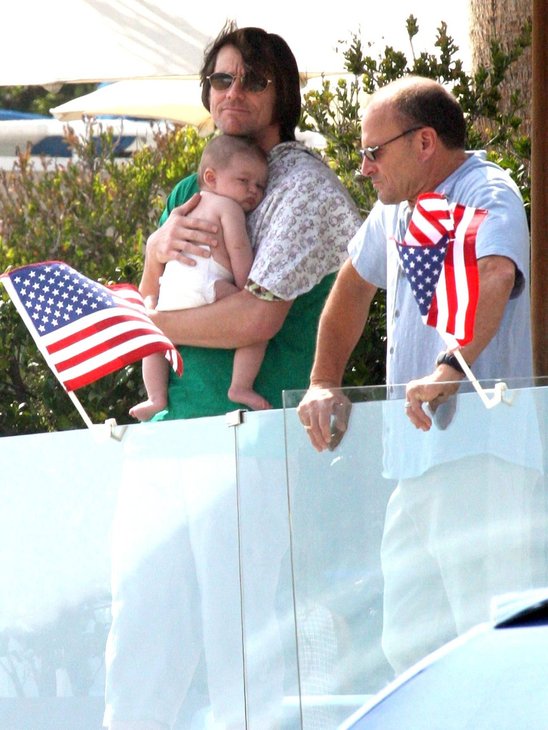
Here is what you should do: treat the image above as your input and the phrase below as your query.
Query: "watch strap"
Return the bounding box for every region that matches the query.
[436,351,466,375]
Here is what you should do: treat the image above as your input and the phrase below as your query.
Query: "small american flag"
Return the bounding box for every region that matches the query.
[1,261,182,391]
[396,193,487,346]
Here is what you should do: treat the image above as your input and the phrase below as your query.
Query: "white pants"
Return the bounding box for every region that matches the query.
[380,454,544,674]
[103,447,288,729]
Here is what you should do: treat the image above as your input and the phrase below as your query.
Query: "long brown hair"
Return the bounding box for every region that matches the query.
[200,22,301,143]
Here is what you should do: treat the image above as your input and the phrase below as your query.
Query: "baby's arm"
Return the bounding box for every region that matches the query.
[144,294,159,309]
[220,202,254,290]
[140,266,163,303]
[214,278,240,300]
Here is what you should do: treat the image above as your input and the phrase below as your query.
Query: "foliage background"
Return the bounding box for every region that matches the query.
[0,17,531,435]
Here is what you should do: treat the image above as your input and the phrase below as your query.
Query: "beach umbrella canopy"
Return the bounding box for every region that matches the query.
[0,1,206,87]
[50,79,214,134]
[0,1,472,87]
[5,2,471,138]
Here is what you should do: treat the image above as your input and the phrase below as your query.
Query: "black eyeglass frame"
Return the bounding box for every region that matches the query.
[206,71,273,94]
[360,127,424,162]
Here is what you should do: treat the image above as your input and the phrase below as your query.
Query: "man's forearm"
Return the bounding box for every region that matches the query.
[457,255,516,365]
[310,261,377,387]
[152,289,292,349]
[310,307,371,387]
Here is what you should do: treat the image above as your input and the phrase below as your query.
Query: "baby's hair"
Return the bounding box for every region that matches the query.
[198,135,268,187]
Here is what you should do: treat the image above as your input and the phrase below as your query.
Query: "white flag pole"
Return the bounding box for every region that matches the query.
[66,390,95,429]
[67,390,126,440]
[444,337,508,409]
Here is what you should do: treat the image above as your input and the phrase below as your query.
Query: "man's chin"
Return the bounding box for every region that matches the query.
[215,114,250,137]
[217,124,246,136]
[376,189,397,205]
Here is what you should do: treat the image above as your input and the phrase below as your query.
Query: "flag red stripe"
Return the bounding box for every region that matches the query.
[426,292,439,328]
[443,242,458,335]
[46,313,153,354]
[416,211,452,237]
[460,210,484,343]
[407,219,437,245]
[462,241,478,343]
[62,342,176,391]
[51,327,170,371]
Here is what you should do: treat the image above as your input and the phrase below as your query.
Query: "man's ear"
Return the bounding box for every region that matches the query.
[418,127,437,159]
[202,167,217,188]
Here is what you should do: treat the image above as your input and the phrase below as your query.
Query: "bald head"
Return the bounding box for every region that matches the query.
[359,76,468,206]
[364,76,466,150]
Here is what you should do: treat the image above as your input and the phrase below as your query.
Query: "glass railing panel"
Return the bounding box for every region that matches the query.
[283,380,548,730]
[234,408,300,730]
[107,416,243,730]
[0,425,123,727]
[282,385,395,730]
[0,415,245,730]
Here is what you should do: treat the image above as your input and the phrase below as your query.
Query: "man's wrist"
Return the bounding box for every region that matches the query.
[435,350,466,375]
[309,378,341,389]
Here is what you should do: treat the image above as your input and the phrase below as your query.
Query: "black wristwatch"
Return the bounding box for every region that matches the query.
[435,350,466,375]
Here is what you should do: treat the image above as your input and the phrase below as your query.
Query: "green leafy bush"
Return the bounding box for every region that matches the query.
[0,123,206,434]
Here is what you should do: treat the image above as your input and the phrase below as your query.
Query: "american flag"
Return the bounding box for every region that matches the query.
[1,261,183,391]
[396,193,487,346]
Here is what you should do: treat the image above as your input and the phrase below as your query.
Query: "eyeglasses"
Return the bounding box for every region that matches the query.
[359,127,424,162]
[206,71,273,94]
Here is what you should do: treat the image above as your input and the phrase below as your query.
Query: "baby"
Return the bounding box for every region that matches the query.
[130,135,270,421]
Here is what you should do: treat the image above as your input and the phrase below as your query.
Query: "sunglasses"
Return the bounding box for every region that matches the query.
[206,71,273,94]
[360,127,424,162]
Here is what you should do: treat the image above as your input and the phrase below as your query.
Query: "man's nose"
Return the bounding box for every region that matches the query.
[225,76,245,98]
[245,181,262,199]
[360,156,376,177]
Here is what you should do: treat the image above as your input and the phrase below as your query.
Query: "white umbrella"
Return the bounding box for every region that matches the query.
[0,1,208,87]
[50,79,214,134]
[1,1,472,87]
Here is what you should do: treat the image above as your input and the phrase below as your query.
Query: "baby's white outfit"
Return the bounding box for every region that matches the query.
[156,251,233,311]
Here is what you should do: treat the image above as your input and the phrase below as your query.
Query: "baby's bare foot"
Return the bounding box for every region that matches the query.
[228,386,272,411]
[129,399,166,422]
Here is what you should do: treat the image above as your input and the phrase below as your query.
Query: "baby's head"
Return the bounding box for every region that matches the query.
[198,135,269,212]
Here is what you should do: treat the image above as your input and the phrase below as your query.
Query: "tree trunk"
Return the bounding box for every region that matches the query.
[469,0,532,134]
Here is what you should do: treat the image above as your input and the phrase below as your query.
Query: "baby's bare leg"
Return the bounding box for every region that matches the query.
[228,342,272,410]
[129,353,170,421]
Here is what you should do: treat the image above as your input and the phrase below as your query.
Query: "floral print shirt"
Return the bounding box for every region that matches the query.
[245,141,361,301]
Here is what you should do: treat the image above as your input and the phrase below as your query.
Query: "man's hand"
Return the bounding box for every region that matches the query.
[405,365,463,431]
[405,256,517,431]
[147,194,219,267]
[297,387,352,452]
